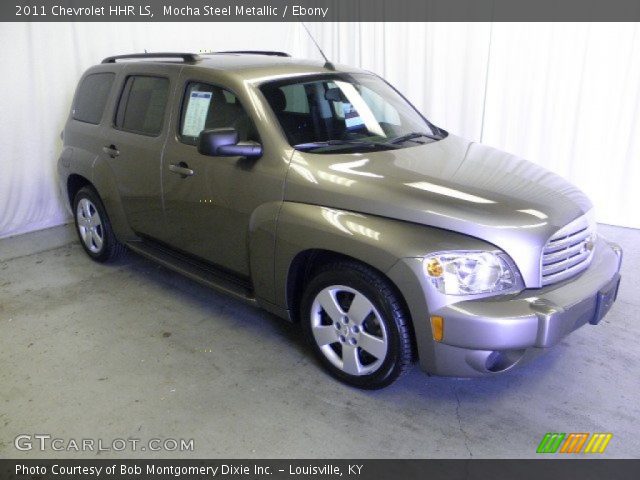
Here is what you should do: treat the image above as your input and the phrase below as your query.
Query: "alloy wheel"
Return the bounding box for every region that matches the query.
[310,285,388,376]
[76,198,104,253]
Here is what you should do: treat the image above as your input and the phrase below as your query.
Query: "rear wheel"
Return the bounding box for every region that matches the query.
[301,261,413,389]
[73,187,125,262]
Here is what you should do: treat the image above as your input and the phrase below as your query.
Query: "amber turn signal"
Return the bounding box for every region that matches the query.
[430,315,444,342]
[425,257,443,277]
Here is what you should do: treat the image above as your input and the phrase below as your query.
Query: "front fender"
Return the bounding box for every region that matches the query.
[273,202,493,314]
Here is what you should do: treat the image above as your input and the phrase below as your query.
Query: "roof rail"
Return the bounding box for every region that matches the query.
[101,52,201,64]
[210,50,291,57]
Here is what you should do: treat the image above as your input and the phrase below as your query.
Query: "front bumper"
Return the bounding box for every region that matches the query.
[387,238,622,376]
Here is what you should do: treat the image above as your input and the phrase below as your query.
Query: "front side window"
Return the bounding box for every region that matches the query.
[115,76,169,136]
[260,73,445,153]
[179,82,258,146]
[73,72,115,124]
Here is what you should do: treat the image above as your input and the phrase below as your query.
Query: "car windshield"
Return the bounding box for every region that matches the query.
[260,73,446,153]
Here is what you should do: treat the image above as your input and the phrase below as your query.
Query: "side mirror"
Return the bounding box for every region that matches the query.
[197,128,262,159]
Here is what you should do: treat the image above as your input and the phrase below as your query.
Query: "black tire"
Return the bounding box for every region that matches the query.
[73,186,125,263]
[300,260,414,389]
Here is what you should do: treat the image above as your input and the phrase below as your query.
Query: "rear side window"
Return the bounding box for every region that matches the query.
[279,84,309,113]
[115,76,169,136]
[73,73,115,124]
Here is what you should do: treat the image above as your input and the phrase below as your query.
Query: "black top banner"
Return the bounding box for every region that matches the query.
[5,0,640,22]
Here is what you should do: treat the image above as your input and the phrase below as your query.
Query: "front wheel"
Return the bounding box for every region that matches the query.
[301,261,414,389]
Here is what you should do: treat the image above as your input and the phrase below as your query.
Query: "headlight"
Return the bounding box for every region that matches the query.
[424,251,516,295]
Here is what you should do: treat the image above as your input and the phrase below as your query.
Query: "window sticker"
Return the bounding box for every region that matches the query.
[343,103,364,130]
[334,80,384,136]
[183,91,212,137]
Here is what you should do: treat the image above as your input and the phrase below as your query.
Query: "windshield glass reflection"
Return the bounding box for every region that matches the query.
[260,73,446,154]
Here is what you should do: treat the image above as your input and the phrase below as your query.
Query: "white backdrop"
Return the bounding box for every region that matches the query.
[1,22,639,238]
[302,23,640,229]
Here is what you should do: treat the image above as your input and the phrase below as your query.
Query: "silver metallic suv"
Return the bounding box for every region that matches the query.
[58,51,622,389]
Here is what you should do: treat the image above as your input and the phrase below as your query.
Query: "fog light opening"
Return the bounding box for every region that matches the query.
[485,349,526,373]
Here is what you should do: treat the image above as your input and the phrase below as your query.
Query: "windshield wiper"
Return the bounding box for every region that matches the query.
[294,139,395,151]
[385,132,442,145]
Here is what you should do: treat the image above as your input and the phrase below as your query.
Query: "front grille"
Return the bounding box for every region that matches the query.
[541,214,595,286]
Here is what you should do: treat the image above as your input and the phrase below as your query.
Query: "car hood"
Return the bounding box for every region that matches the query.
[284,134,593,287]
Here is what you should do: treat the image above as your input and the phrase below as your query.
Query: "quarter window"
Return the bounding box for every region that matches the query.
[179,82,258,145]
[115,76,169,136]
[72,73,115,125]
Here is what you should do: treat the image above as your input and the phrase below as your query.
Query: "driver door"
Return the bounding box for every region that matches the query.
[159,76,274,277]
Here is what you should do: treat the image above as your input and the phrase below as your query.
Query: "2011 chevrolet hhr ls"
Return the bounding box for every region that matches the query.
[58,51,622,389]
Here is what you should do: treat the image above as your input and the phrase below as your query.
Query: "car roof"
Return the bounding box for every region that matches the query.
[98,52,368,84]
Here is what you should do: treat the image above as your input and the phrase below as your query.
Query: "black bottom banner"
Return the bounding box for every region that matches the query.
[2,459,639,480]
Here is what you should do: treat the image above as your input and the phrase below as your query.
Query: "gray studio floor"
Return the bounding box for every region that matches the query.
[1,223,639,459]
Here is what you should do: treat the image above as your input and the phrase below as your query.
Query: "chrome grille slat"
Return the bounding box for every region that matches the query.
[541,213,595,286]
[543,241,589,265]
[548,226,588,244]
[541,260,592,285]
[542,249,591,276]
[544,229,590,253]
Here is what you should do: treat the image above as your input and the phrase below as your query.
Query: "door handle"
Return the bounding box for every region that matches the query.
[102,144,120,158]
[169,162,194,178]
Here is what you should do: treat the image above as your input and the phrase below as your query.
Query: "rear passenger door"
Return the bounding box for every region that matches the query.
[102,64,179,240]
